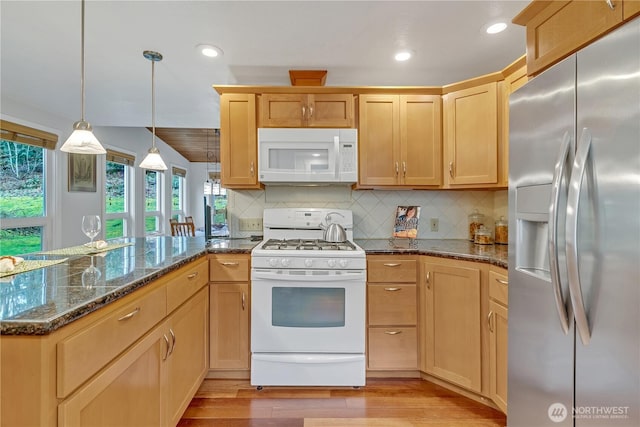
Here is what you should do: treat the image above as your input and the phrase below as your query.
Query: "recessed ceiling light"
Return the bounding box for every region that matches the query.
[486,22,508,34]
[395,51,412,62]
[197,44,223,58]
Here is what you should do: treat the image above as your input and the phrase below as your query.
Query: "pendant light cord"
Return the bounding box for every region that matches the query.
[151,58,156,149]
[80,0,86,122]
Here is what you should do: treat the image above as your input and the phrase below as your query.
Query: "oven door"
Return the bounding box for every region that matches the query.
[250,268,365,354]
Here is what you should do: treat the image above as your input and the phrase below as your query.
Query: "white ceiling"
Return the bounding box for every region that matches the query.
[1,0,528,130]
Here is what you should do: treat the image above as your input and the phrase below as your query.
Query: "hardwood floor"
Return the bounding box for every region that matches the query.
[178,378,506,427]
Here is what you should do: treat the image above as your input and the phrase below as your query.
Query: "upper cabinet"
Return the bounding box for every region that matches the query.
[443,82,499,187]
[513,0,640,76]
[358,94,442,188]
[259,93,355,128]
[219,93,261,189]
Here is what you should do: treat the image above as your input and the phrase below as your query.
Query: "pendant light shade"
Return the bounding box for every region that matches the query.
[60,0,105,154]
[139,50,167,171]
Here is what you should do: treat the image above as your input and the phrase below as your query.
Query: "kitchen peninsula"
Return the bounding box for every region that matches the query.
[1,237,508,426]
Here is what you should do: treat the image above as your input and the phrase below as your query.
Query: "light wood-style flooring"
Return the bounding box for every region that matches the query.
[178,378,507,427]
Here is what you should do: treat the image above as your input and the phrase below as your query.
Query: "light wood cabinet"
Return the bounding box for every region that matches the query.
[2,257,209,427]
[513,0,624,76]
[209,254,251,373]
[443,82,498,187]
[488,267,508,414]
[358,94,441,188]
[366,256,418,372]
[625,0,640,19]
[259,93,355,128]
[219,93,260,189]
[421,258,483,393]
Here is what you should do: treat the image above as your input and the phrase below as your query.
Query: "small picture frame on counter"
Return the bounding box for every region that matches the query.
[393,206,420,239]
[68,153,97,192]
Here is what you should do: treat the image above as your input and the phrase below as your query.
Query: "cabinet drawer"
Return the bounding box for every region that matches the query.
[167,258,209,313]
[57,285,167,398]
[368,327,418,370]
[210,255,250,282]
[367,258,417,283]
[489,269,508,306]
[367,284,417,326]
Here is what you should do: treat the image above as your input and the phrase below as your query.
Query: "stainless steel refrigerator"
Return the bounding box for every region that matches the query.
[508,17,639,427]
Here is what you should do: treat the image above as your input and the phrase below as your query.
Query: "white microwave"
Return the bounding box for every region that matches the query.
[257,128,358,183]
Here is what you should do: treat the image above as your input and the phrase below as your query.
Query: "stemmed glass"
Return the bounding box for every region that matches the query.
[82,256,101,289]
[82,215,101,248]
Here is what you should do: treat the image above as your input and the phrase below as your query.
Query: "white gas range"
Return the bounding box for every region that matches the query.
[250,208,366,388]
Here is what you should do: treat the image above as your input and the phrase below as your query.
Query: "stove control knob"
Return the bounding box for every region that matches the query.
[339,259,349,268]
[304,259,313,268]
[327,259,337,268]
[281,258,290,267]
[269,258,279,267]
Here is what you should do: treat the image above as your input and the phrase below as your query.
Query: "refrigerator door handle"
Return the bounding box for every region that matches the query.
[566,127,592,345]
[548,131,572,335]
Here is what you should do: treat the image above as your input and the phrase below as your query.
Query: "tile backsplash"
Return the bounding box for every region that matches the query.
[227,187,507,240]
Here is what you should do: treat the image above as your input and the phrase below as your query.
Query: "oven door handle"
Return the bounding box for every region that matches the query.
[252,353,364,364]
[251,270,366,281]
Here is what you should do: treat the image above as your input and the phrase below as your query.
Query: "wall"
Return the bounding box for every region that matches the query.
[226,187,508,240]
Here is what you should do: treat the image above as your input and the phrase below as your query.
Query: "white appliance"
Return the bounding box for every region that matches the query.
[508,19,639,426]
[257,128,358,183]
[250,208,366,387]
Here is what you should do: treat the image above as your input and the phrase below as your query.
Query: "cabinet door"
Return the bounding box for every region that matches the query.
[444,82,498,186]
[58,327,165,427]
[625,0,640,19]
[400,95,442,186]
[358,95,400,186]
[368,327,418,370]
[524,0,623,75]
[220,93,260,189]
[489,300,508,414]
[423,261,482,393]
[307,94,354,128]
[259,93,306,127]
[166,287,208,426]
[209,283,250,369]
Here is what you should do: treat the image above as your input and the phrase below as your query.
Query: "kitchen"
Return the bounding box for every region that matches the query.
[1,1,639,427]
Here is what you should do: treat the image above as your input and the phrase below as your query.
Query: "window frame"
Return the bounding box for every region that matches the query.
[171,166,187,221]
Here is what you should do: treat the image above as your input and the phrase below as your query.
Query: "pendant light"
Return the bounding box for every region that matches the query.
[60,0,106,154]
[139,50,167,171]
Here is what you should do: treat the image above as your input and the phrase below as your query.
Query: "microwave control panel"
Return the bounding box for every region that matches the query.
[338,138,356,173]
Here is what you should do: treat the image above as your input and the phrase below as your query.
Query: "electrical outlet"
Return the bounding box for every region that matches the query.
[239,218,263,232]
[430,218,439,232]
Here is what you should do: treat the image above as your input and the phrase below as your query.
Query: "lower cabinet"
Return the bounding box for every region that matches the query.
[488,267,508,414]
[58,287,209,427]
[421,257,483,393]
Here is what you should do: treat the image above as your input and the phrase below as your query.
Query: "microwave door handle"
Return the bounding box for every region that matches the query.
[548,131,572,335]
[334,135,340,179]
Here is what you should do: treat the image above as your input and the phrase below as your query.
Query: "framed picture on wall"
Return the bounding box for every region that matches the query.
[68,153,97,192]
[393,206,421,239]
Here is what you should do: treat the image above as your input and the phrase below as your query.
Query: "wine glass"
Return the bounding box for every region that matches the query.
[82,256,101,289]
[82,215,101,248]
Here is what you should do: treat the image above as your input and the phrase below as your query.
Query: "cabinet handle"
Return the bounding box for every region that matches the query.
[162,334,170,361]
[605,0,615,10]
[495,278,508,285]
[168,328,176,356]
[384,330,402,335]
[221,262,240,266]
[302,105,306,118]
[395,162,399,177]
[449,161,454,178]
[242,292,246,311]
[383,263,401,267]
[488,311,494,332]
[118,307,140,321]
[250,161,255,177]
[426,271,431,289]
[187,272,199,280]
[402,161,406,177]
[308,105,313,118]
[384,287,401,291]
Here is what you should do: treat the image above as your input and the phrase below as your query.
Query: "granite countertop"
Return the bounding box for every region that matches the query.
[355,238,508,269]
[1,236,505,336]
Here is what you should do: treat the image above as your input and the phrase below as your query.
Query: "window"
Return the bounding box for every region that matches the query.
[0,120,56,256]
[145,169,162,235]
[105,150,134,239]
[171,166,186,221]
